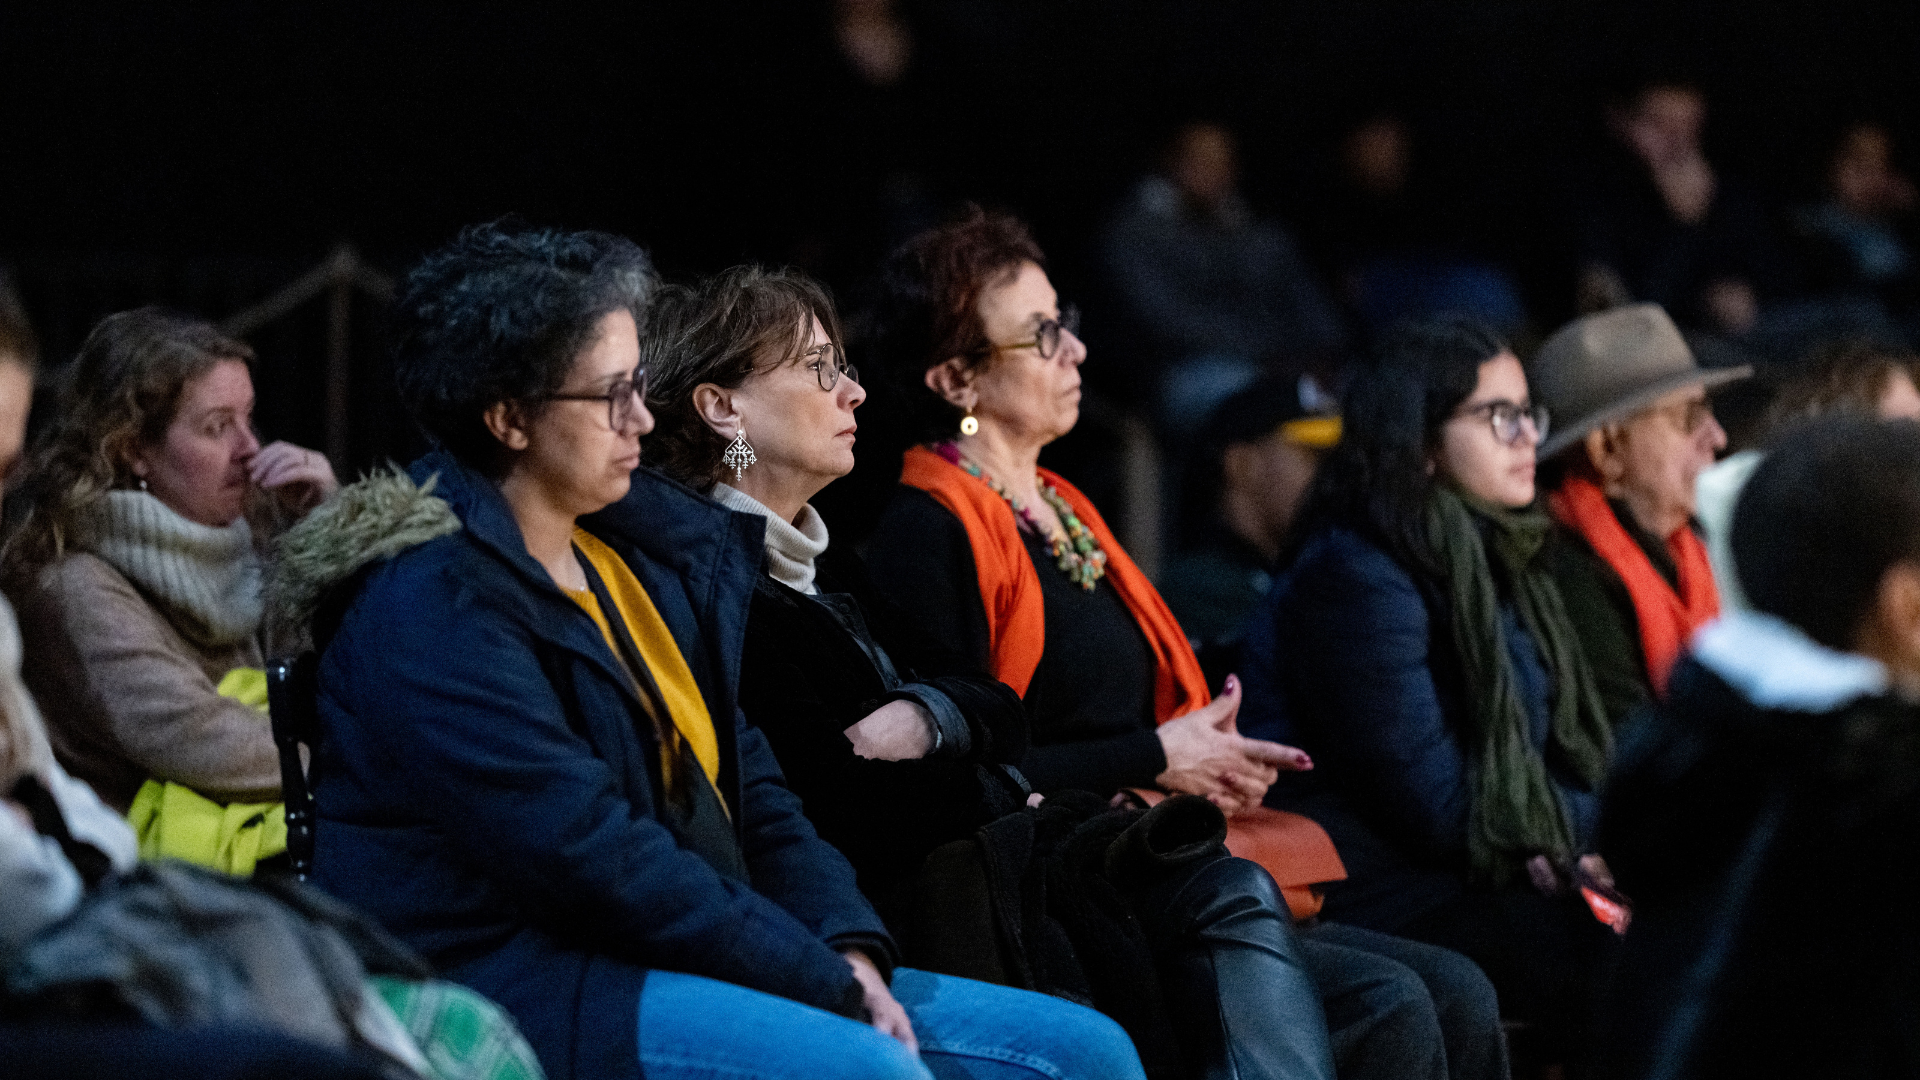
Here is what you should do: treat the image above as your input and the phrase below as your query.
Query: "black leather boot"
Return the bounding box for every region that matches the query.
[1117,802,1337,1080]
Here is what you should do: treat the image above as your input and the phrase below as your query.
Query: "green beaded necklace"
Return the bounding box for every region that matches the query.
[951,448,1109,591]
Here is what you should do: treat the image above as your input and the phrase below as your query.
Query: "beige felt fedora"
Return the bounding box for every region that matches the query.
[1531,303,1751,460]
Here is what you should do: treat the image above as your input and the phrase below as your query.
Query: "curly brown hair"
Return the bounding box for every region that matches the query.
[1762,340,1919,437]
[2,308,253,578]
[642,266,845,491]
[863,206,1045,442]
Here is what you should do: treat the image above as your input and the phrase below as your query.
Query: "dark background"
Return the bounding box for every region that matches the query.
[3,0,1916,475]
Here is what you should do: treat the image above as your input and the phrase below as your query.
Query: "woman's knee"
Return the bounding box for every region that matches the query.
[894,969,1146,1080]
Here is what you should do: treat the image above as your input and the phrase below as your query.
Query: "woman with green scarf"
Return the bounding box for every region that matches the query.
[1239,319,1615,1064]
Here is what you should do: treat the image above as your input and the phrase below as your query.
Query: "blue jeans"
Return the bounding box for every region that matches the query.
[635,967,1146,1080]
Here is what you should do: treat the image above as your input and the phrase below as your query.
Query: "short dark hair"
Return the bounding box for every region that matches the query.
[643,266,845,491]
[391,221,656,475]
[1292,318,1509,573]
[1734,416,1920,650]
[862,205,1045,442]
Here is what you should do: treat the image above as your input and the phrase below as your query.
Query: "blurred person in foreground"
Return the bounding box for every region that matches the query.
[865,210,1510,1080]
[280,222,1145,1080]
[1697,341,1920,610]
[1241,319,1615,1064]
[2,309,336,873]
[1100,121,1347,435]
[1160,374,1340,683]
[1597,415,1920,1080]
[1532,304,1749,727]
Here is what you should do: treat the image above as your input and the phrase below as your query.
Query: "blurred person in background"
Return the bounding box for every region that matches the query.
[1696,341,1920,611]
[0,280,37,487]
[2,309,336,874]
[1794,120,1920,340]
[1597,416,1920,1080]
[1241,319,1614,1065]
[1160,374,1340,686]
[1532,304,1748,727]
[867,211,1510,1080]
[1574,78,1800,340]
[1100,121,1348,438]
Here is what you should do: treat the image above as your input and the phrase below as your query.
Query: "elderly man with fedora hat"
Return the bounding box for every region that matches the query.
[1531,303,1750,725]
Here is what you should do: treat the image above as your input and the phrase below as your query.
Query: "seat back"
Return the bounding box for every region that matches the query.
[267,654,321,880]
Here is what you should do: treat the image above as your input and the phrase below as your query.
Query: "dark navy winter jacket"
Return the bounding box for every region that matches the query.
[1239,526,1600,932]
[310,453,890,1080]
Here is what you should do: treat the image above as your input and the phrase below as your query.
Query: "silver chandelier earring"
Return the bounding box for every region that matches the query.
[722,426,757,481]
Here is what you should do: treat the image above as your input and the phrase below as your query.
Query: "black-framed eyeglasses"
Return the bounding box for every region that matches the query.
[804,343,859,392]
[972,304,1082,361]
[543,369,650,430]
[1454,399,1549,447]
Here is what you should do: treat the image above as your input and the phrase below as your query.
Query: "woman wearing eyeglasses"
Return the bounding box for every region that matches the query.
[1238,319,1614,1065]
[861,211,1510,1080]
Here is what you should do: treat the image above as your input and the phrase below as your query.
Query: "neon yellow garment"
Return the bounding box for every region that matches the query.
[563,529,725,810]
[124,665,287,876]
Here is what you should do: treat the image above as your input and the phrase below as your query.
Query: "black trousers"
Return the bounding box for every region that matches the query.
[1302,920,1510,1080]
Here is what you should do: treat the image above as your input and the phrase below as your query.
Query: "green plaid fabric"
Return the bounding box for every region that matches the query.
[370,976,547,1080]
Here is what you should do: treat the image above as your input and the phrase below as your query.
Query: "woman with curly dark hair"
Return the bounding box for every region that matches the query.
[278,221,1144,1080]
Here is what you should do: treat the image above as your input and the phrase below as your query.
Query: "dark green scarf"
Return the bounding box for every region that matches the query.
[1425,485,1613,885]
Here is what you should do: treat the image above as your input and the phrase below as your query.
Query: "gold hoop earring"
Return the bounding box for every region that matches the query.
[959,409,979,437]
[721,426,757,481]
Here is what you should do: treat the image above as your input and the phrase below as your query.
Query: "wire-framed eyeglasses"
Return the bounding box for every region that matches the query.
[543,369,650,430]
[1454,399,1549,447]
[973,304,1082,361]
[804,343,859,392]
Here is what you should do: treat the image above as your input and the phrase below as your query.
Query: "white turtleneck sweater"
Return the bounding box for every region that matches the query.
[711,483,830,594]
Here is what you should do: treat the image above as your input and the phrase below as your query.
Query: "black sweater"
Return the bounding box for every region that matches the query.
[736,543,1030,910]
[865,486,1166,796]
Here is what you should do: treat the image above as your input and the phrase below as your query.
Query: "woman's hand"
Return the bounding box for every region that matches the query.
[250,441,338,514]
[1155,676,1312,816]
[842,948,918,1053]
[844,699,936,761]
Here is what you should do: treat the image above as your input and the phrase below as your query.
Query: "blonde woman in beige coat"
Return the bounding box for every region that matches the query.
[4,308,335,817]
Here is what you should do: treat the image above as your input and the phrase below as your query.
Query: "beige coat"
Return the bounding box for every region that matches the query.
[17,553,279,813]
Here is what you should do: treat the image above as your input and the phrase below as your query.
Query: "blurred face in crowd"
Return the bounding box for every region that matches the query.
[0,358,31,488]
[1879,367,1920,420]
[129,359,261,527]
[1585,384,1726,538]
[1222,431,1323,558]
[1344,116,1411,197]
[1436,351,1539,508]
[721,313,865,498]
[1170,123,1239,210]
[1831,124,1916,219]
[1618,85,1706,167]
[491,309,651,521]
[963,262,1085,451]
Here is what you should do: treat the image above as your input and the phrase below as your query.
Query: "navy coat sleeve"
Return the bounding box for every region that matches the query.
[1279,533,1472,860]
[324,555,864,1015]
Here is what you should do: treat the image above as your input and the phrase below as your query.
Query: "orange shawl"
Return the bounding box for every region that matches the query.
[1549,474,1720,696]
[899,445,1211,722]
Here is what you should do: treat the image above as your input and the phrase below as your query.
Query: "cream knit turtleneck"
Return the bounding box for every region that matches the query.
[70,490,264,648]
[711,483,829,594]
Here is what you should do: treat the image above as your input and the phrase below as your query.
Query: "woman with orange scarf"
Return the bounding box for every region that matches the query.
[863,209,1507,1080]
